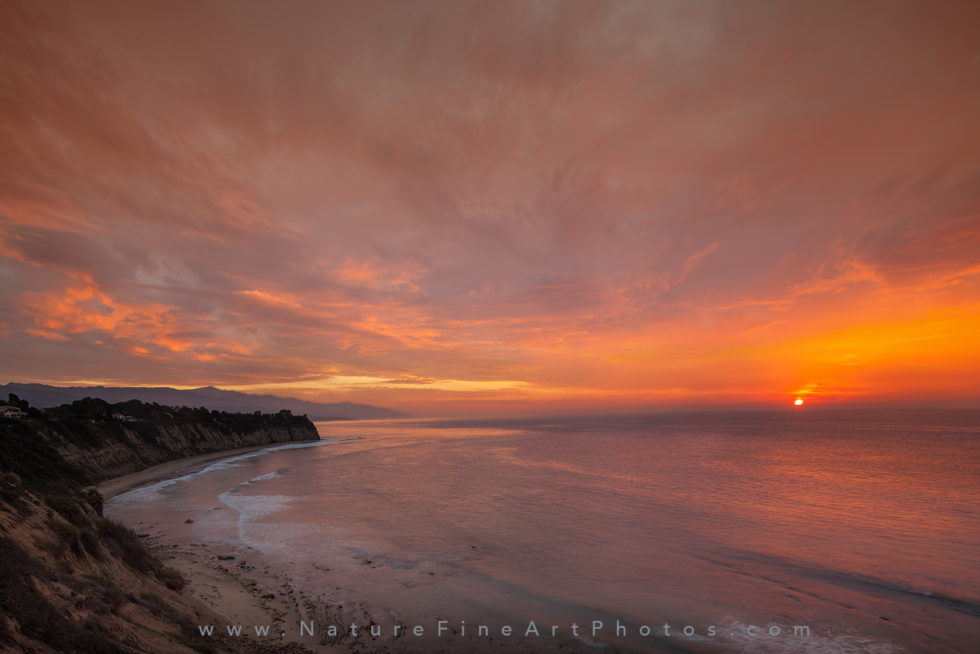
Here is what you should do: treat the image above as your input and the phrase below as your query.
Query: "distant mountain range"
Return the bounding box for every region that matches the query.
[1,382,405,420]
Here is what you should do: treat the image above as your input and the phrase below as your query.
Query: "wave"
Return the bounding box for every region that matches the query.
[108,438,335,505]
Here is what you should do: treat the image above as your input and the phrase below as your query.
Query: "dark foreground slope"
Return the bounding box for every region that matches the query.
[0,397,318,654]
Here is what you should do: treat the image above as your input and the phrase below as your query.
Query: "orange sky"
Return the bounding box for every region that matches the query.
[1,1,978,415]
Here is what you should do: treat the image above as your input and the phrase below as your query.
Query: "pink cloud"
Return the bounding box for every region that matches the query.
[1,0,978,411]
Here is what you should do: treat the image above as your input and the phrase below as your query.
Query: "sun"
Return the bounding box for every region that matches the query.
[794,398,805,406]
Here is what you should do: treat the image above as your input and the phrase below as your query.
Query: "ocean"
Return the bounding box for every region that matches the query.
[106,410,980,653]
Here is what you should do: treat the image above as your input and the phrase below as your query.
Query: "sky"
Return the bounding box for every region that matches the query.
[1,0,978,415]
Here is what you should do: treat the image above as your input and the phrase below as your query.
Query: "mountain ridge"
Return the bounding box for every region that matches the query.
[1,382,405,420]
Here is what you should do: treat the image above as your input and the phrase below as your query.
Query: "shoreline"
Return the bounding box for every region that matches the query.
[98,444,717,654]
[144,531,351,653]
[99,443,352,653]
[97,443,299,500]
[97,444,604,654]
[97,443,493,653]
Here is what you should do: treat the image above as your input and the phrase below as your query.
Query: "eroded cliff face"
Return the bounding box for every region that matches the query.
[0,477,202,654]
[43,421,319,482]
[0,474,313,654]
[0,396,320,482]
[0,401,319,653]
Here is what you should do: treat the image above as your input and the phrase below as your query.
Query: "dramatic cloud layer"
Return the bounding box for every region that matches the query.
[2,0,978,413]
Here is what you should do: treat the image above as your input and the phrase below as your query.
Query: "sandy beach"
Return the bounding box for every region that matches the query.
[99,447,354,653]
[98,444,288,501]
[134,531,357,653]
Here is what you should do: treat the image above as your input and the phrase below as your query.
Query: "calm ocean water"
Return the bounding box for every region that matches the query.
[108,410,980,653]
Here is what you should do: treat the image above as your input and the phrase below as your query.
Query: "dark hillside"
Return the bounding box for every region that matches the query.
[0,395,316,654]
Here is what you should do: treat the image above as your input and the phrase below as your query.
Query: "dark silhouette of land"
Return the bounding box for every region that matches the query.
[1,382,405,420]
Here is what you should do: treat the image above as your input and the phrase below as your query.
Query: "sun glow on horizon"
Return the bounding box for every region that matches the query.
[1,2,978,414]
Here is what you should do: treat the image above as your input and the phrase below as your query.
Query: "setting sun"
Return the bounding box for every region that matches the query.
[1,1,978,418]
[1,4,979,654]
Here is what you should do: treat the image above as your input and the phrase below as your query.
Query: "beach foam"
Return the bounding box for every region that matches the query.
[109,438,334,504]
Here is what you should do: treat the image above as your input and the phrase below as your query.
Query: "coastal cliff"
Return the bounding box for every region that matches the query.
[14,396,320,482]
[0,396,319,654]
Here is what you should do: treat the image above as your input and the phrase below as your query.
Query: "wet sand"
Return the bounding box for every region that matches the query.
[97,444,283,500]
[137,529,355,653]
[98,447,352,652]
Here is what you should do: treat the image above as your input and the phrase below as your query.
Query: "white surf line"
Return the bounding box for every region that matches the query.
[108,438,337,505]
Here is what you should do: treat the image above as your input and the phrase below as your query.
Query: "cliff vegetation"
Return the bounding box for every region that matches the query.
[0,394,317,653]
[3,394,319,482]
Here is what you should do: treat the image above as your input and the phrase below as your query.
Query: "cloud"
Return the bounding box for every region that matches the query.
[1,0,978,411]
